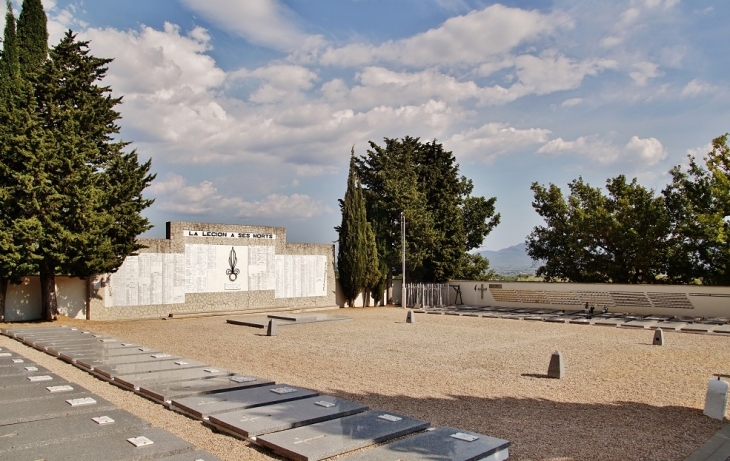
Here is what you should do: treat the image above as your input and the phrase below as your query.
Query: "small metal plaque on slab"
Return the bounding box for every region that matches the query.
[28,375,53,382]
[314,401,336,408]
[24,366,38,371]
[127,436,154,447]
[0,352,11,357]
[66,397,97,407]
[270,387,297,394]
[12,359,24,363]
[47,385,74,392]
[174,361,188,365]
[204,368,219,373]
[139,348,150,352]
[230,376,257,383]
[93,334,102,337]
[92,416,116,425]
[151,354,171,359]
[451,432,479,442]
[100,339,117,343]
[378,414,402,422]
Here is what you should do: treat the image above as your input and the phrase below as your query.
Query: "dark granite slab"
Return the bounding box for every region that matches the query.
[0,408,149,453]
[650,321,687,331]
[341,426,511,461]
[227,316,296,328]
[622,319,659,329]
[75,352,184,370]
[91,357,210,379]
[138,375,274,404]
[256,410,430,461]
[0,391,117,425]
[207,395,368,438]
[171,383,319,420]
[0,372,70,389]
[0,380,88,403]
[3,427,193,461]
[0,362,52,377]
[111,367,236,390]
[682,324,717,333]
[58,345,160,363]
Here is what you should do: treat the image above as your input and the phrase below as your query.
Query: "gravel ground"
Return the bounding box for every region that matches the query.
[2,307,728,461]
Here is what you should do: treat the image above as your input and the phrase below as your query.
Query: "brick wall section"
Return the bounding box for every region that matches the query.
[87,221,336,320]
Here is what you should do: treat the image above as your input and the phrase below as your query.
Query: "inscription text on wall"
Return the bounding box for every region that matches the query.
[184,230,276,239]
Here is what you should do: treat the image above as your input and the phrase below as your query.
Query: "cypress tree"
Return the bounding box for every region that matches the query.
[337,148,368,307]
[362,220,380,306]
[16,0,47,77]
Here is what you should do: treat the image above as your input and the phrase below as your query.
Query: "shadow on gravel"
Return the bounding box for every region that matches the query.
[322,389,723,461]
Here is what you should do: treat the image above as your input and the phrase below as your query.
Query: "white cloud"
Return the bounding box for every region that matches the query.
[179,0,322,52]
[148,173,332,219]
[561,98,583,107]
[537,135,622,164]
[537,134,667,165]
[625,136,667,165]
[681,79,714,97]
[629,61,662,86]
[448,123,551,163]
[230,65,319,104]
[319,4,573,68]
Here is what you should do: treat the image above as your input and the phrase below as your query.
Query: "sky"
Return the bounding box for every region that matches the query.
[3,0,729,251]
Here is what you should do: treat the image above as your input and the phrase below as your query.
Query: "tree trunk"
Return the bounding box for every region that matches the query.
[0,277,6,322]
[40,271,57,321]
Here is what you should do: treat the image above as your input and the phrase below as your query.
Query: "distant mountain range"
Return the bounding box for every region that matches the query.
[478,243,540,275]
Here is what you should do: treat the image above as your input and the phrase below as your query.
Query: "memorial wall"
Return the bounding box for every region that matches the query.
[88,221,336,320]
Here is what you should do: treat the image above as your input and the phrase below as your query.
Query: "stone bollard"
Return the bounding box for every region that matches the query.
[704,378,728,420]
[652,328,664,346]
[406,310,415,323]
[547,350,564,379]
[266,319,278,336]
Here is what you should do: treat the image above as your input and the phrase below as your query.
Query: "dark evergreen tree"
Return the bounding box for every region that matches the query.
[16,0,47,77]
[5,31,155,320]
[355,137,499,284]
[337,149,368,307]
[362,220,380,306]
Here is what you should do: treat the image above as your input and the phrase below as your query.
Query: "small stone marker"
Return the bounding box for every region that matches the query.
[704,378,728,420]
[406,310,415,323]
[547,350,564,379]
[128,435,155,447]
[653,328,664,346]
[267,319,278,336]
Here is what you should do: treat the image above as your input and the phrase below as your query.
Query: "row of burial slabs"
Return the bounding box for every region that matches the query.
[0,323,511,461]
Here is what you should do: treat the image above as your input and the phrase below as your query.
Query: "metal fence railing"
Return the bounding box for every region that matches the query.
[404,283,450,308]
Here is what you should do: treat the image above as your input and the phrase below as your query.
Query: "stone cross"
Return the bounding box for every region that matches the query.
[475,284,489,299]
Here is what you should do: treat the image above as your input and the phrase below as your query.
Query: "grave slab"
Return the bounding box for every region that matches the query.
[0,380,88,403]
[681,324,717,333]
[0,408,150,453]
[0,373,70,389]
[0,363,51,377]
[45,340,142,357]
[713,324,730,334]
[650,321,687,331]
[171,384,319,420]
[3,427,193,461]
[0,391,117,425]
[92,357,210,379]
[111,367,235,390]
[622,319,659,329]
[76,352,184,371]
[157,450,225,461]
[227,316,296,328]
[207,395,368,438]
[544,317,568,324]
[593,318,627,327]
[2,326,74,338]
[341,426,511,461]
[267,313,353,324]
[58,345,160,363]
[256,410,430,461]
[138,375,274,404]
[31,337,119,352]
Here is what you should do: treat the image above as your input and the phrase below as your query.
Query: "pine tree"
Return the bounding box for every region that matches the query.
[16,0,47,77]
[337,149,368,307]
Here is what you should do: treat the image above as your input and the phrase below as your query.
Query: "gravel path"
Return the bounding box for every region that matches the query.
[2,307,727,461]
